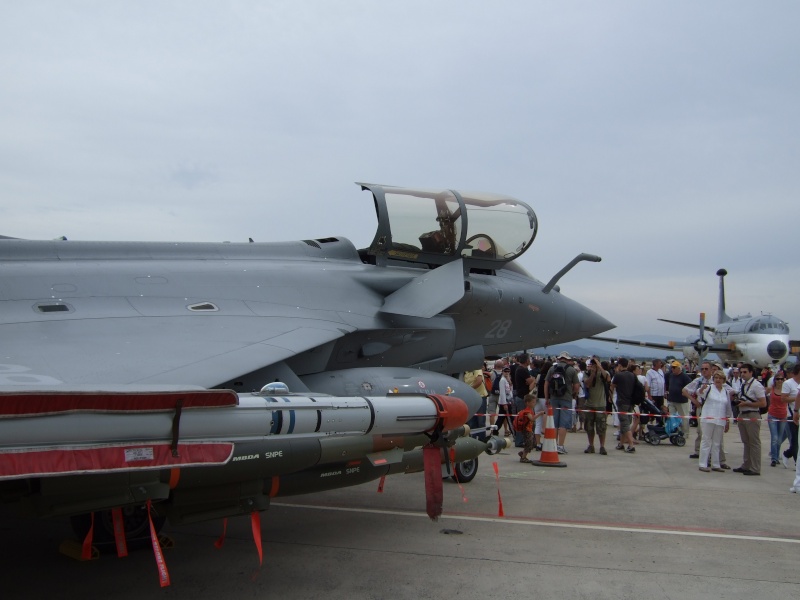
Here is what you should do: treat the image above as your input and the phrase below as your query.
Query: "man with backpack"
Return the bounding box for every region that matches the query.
[544,351,580,455]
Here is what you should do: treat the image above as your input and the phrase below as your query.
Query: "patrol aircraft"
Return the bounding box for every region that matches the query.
[0,183,612,558]
[590,268,789,366]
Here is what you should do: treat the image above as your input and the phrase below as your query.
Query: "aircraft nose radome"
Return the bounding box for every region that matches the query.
[567,299,615,338]
[768,340,787,360]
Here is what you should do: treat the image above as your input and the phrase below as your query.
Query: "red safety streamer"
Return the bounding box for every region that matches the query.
[111,507,128,557]
[492,461,505,517]
[377,475,386,493]
[423,444,443,520]
[449,447,468,504]
[146,500,171,588]
[251,511,263,566]
[214,518,228,549]
[81,512,95,560]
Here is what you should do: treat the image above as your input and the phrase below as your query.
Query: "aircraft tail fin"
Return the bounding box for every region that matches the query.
[716,268,731,324]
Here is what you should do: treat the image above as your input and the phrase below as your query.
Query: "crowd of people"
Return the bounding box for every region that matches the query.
[464,353,800,493]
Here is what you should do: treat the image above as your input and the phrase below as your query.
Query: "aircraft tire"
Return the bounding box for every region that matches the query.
[451,458,478,483]
[70,507,166,552]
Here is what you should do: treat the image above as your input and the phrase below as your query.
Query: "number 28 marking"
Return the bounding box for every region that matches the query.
[486,319,512,338]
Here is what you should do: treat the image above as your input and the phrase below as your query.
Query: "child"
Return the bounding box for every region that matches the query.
[518,394,546,462]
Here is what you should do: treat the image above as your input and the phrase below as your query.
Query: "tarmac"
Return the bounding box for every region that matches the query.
[1,424,798,599]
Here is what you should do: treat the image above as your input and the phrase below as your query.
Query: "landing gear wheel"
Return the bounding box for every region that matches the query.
[452,458,478,483]
[645,432,661,446]
[70,506,166,552]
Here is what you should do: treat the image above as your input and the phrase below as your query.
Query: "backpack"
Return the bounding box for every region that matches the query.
[491,372,503,396]
[760,393,770,415]
[548,363,569,397]
[631,377,645,406]
[514,408,531,431]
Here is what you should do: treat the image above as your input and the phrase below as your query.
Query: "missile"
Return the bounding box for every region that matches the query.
[0,389,469,481]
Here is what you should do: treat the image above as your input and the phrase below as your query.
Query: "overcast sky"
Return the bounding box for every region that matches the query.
[2,1,798,341]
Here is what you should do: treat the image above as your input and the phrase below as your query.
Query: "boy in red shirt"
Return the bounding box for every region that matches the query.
[518,394,546,462]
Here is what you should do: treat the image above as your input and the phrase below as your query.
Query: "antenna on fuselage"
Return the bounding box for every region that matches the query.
[716,268,731,324]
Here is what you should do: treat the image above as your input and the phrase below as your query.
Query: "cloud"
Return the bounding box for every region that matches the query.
[1,1,798,335]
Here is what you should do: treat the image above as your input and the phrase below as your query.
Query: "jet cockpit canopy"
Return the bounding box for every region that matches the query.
[359,183,538,269]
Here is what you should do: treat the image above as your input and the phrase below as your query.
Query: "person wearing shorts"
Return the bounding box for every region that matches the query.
[583,357,610,455]
[544,351,580,455]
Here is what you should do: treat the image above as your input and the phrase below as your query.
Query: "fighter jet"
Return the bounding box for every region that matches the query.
[0,183,612,559]
[590,269,790,366]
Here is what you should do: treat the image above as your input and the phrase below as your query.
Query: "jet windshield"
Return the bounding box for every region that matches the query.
[361,183,537,268]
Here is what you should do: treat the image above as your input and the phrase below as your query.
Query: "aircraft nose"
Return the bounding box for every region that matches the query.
[563,297,615,338]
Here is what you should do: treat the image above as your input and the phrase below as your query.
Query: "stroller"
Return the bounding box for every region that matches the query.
[641,397,686,446]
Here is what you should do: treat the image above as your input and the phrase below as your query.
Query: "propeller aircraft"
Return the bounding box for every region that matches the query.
[590,268,789,366]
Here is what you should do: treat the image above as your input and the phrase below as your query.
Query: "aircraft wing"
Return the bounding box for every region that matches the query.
[1,313,353,389]
[658,318,716,333]
[588,336,675,351]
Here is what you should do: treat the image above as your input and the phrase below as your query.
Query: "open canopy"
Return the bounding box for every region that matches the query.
[359,183,538,268]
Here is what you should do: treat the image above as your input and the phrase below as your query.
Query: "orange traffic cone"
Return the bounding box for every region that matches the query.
[530,405,567,468]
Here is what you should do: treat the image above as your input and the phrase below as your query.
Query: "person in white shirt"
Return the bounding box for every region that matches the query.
[646,359,666,410]
[497,366,514,437]
[696,371,733,472]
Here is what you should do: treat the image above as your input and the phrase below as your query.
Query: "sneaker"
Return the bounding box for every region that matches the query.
[699,467,711,472]
[689,454,699,459]
[557,445,567,455]
[624,446,636,453]
[771,460,778,467]
[599,447,608,455]
[616,443,625,450]
[782,455,791,469]
[719,464,731,470]
[584,446,595,454]
[535,445,542,452]
[790,487,797,493]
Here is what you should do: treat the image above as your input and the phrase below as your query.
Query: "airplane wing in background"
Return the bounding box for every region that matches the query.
[588,336,675,351]
[657,318,716,333]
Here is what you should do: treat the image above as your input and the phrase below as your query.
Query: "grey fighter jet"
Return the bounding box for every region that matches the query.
[0,183,612,554]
